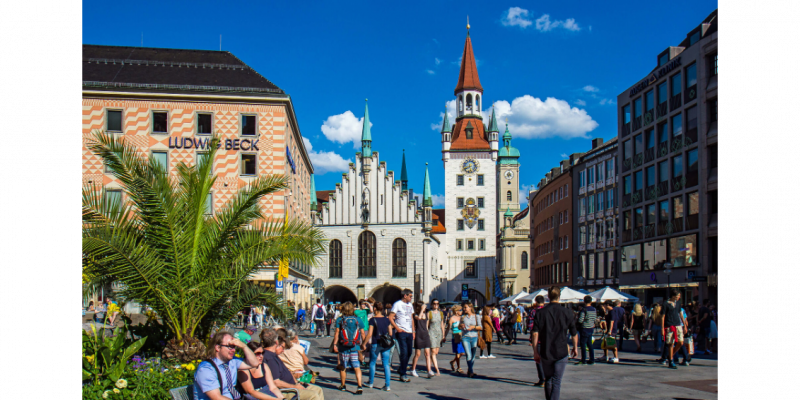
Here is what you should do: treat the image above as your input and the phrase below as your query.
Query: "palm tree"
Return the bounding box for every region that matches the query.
[82,131,325,361]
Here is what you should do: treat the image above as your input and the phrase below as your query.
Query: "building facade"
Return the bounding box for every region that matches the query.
[530,159,575,290]
[495,125,529,297]
[572,138,620,291]
[312,103,440,305]
[616,10,718,304]
[82,45,316,307]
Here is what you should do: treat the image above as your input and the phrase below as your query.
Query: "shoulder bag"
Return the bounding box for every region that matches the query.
[377,317,394,349]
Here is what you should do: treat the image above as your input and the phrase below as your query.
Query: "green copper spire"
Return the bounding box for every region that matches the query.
[361,99,372,157]
[423,163,432,207]
[499,122,520,164]
[504,205,513,217]
[310,173,317,209]
[487,107,499,132]
[400,149,409,191]
[441,109,451,133]
[503,122,512,145]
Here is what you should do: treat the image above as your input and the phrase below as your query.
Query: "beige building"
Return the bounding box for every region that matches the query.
[497,206,531,296]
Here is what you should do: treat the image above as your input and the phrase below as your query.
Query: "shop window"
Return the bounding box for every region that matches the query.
[241,154,257,176]
[152,111,168,133]
[197,113,212,135]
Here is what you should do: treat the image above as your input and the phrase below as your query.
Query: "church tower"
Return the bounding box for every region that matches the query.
[497,122,521,228]
[441,20,497,301]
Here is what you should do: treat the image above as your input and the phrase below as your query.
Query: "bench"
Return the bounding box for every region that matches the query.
[169,385,299,400]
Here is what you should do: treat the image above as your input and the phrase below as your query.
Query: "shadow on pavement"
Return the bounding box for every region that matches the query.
[417,392,469,400]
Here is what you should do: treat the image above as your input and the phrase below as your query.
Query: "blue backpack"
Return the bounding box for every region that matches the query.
[339,316,362,347]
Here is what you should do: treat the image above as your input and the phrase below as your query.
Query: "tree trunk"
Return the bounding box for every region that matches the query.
[162,336,206,362]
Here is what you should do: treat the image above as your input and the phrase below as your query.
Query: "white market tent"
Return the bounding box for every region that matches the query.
[516,289,549,304]
[588,286,640,303]
[558,287,588,303]
[498,291,530,305]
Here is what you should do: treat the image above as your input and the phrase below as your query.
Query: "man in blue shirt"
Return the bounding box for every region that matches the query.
[193,332,261,400]
[606,300,626,363]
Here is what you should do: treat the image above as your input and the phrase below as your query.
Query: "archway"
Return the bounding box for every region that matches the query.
[323,285,357,304]
[370,283,403,305]
[453,289,487,308]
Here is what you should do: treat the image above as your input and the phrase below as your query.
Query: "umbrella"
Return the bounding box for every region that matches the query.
[499,291,530,305]
[588,286,639,302]
[558,287,588,303]
[516,289,549,304]
[577,289,591,294]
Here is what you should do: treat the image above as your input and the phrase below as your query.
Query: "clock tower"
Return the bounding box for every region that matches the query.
[497,122,521,228]
[438,20,498,305]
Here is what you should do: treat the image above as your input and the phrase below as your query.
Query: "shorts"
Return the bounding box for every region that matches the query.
[339,347,360,369]
[665,326,684,345]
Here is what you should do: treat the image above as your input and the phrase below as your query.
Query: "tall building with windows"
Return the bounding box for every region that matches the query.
[529,158,575,290]
[616,10,718,304]
[312,102,441,305]
[81,44,316,307]
[496,124,529,297]
[572,138,620,291]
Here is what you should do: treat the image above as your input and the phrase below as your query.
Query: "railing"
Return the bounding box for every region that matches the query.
[687,213,699,230]
[622,193,631,208]
[656,102,669,120]
[633,115,642,132]
[634,153,644,168]
[672,217,684,233]
[658,142,669,158]
[670,94,682,111]
[685,84,697,103]
[622,230,632,242]
[623,157,632,173]
[632,190,643,205]
[672,176,686,192]
[622,123,631,138]
[686,124,698,144]
[645,147,655,163]
[658,221,674,236]
[644,109,654,127]
[645,224,656,239]
[632,227,643,240]
[658,180,670,198]
[514,229,530,236]
[645,185,657,201]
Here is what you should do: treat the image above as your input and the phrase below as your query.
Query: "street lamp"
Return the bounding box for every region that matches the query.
[663,262,673,299]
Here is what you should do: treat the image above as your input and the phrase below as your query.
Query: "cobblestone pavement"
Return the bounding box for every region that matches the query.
[291,330,718,400]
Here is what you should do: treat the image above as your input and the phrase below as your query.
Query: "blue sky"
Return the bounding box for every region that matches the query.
[83,0,718,208]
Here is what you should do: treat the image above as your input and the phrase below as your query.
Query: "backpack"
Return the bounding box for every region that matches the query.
[338,316,362,347]
[314,306,324,319]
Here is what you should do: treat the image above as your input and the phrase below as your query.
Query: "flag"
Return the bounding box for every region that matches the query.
[493,269,504,300]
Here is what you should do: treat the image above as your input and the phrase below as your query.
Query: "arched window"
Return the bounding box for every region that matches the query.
[358,231,376,277]
[466,94,473,111]
[329,240,342,278]
[476,95,481,111]
[392,238,407,278]
[507,191,512,201]
[521,251,528,270]
[459,95,464,112]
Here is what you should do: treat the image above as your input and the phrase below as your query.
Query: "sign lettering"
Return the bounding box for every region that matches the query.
[168,137,258,151]
[629,56,682,97]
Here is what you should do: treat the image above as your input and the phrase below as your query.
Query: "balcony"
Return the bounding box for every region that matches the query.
[672,217,684,233]
[588,183,595,192]
[685,84,697,104]
[632,227,643,241]
[632,190,643,205]
[633,115,642,132]
[633,153,644,168]
[645,147,655,163]
[622,193,631,208]
[658,142,669,158]
[597,241,605,249]
[645,184,657,201]
[622,122,631,138]
[514,229,530,236]
[657,221,673,236]
[657,180,670,197]
[672,176,686,192]
[623,157,632,173]
[597,179,605,189]
[644,109,654,127]
[670,94,682,112]
[645,224,656,239]
[687,213,699,230]
[656,102,668,120]
[622,230,632,242]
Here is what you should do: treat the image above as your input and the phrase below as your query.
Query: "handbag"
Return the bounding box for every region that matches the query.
[604,335,617,350]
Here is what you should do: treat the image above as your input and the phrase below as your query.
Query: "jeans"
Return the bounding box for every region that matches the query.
[514,322,522,333]
[314,320,324,337]
[368,343,392,388]
[652,324,663,352]
[579,330,594,363]
[326,321,331,336]
[461,336,478,373]
[541,356,568,400]
[396,332,413,378]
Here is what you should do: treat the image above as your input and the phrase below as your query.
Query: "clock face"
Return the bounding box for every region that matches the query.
[504,170,515,180]
[461,158,479,174]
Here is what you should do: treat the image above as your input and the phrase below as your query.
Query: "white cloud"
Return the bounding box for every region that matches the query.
[575,99,586,106]
[560,153,568,158]
[479,95,598,139]
[320,110,371,148]
[435,58,441,65]
[582,85,599,93]
[303,137,350,175]
[599,98,616,106]
[519,184,531,207]
[502,7,533,28]
[535,14,581,32]
[431,194,445,208]
[430,99,458,131]
[427,69,436,75]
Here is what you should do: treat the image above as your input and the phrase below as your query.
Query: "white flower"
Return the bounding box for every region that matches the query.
[102,390,111,399]
[115,379,127,389]
[113,388,121,394]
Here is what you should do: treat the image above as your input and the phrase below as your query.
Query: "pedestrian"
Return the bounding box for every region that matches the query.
[515,304,524,334]
[311,300,326,339]
[106,297,121,326]
[630,304,645,352]
[427,300,445,375]
[410,301,434,378]
[494,306,505,344]
[332,301,365,393]
[355,299,372,368]
[531,287,579,400]
[660,289,685,370]
[364,302,393,391]
[253,305,263,329]
[260,328,325,399]
[605,300,625,363]
[236,341,282,399]
[445,304,465,374]
[529,295,547,386]
[576,295,596,365]
[388,289,415,383]
[479,305,496,359]
[459,303,483,378]
[325,305,335,337]
[502,308,515,345]
[696,299,714,354]
[649,304,663,354]
[193,331,263,400]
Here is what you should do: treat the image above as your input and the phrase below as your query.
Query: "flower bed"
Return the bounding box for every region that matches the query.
[82,357,200,400]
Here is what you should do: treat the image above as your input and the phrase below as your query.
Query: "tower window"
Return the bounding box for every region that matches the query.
[477,175,484,186]
[457,175,464,186]
[507,191,512,201]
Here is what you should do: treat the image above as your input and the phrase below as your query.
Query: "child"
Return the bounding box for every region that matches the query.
[333,301,366,394]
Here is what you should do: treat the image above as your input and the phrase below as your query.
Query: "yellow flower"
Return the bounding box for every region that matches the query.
[149,368,153,372]
[185,364,196,371]
[85,355,95,363]
[113,388,120,394]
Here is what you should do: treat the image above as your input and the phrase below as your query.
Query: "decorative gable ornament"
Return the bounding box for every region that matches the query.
[461,197,480,228]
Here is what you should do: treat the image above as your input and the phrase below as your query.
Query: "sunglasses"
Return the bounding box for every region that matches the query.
[254,351,264,356]
[219,344,237,349]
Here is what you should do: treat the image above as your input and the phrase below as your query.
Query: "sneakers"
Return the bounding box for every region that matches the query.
[680,361,690,366]
[355,387,363,395]
[587,361,595,365]
[705,350,714,355]
[533,380,545,387]
[382,386,391,392]
[669,362,678,369]
[487,354,496,359]
[366,383,373,389]
[400,375,410,382]
[338,384,347,391]
[613,358,619,363]
[427,371,434,379]
[658,359,667,365]
[479,355,487,359]
[411,370,419,378]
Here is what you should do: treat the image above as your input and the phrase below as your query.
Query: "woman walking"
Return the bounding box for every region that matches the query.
[410,301,433,378]
[630,304,645,352]
[459,303,482,378]
[427,300,445,375]
[479,305,496,358]
[502,308,515,345]
[364,302,393,391]
[446,305,465,374]
[649,304,663,354]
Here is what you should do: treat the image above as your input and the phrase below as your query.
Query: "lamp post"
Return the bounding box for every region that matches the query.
[663,262,673,299]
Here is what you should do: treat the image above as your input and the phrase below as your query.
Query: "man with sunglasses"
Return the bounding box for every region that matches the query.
[193,332,261,400]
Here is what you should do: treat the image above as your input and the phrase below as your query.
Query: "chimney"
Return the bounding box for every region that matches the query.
[569,152,584,166]
[592,138,604,149]
[551,167,561,177]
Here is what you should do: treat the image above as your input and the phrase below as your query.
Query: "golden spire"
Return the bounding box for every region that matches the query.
[467,16,470,31]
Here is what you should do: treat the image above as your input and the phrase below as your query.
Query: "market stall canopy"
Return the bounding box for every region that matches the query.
[588,286,639,303]
[558,287,588,303]
[516,289,549,304]
[499,291,530,305]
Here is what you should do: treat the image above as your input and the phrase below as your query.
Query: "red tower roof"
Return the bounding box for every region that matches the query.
[454,34,483,95]
[450,118,490,150]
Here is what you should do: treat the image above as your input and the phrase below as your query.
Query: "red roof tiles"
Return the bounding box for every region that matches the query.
[450,117,490,150]
[454,35,483,94]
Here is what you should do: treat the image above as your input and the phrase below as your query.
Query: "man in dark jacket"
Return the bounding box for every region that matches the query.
[532,287,579,400]
[576,296,597,365]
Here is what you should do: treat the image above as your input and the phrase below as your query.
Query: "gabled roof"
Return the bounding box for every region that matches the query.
[315,190,335,212]
[454,34,483,94]
[450,117,490,150]
[512,207,529,223]
[432,209,447,233]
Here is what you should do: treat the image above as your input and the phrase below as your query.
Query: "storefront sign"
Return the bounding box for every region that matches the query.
[629,57,682,97]
[168,137,259,151]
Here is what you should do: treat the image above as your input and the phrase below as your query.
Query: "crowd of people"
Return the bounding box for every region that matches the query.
[194,288,717,399]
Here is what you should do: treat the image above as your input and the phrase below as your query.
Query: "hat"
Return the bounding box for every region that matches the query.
[245,325,257,332]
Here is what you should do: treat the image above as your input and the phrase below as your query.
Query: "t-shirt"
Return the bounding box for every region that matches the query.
[278,344,305,373]
[354,308,369,330]
[532,303,578,362]
[235,330,251,343]
[263,350,295,385]
[578,306,597,332]
[369,316,391,342]
[663,301,682,327]
[311,304,326,320]
[193,357,245,400]
[609,307,625,334]
[391,300,414,333]
[698,306,711,328]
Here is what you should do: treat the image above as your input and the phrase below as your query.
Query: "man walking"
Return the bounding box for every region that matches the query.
[311,299,326,339]
[697,299,713,354]
[532,287,579,400]
[389,289,415,382]
[576,296,597,365]
[606,300,625,363]
[661,289,684,370]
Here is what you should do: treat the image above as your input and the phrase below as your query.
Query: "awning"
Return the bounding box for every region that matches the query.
[618,282,699,290]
